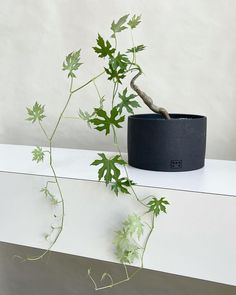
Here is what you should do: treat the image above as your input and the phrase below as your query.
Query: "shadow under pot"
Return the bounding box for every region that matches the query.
[128,114,207,172]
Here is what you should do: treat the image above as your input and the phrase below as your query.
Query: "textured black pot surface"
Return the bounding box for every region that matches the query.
[128,114,207,172]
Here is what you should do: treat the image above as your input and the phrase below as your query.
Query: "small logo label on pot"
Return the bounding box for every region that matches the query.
[170,160,182,169]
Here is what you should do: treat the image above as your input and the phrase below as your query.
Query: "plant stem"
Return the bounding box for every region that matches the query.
[39,121,50,141]
[111,81,119,108]
[130,68,171,119]
[140,213,155,268]
[63,116,80,120]
[130,29,136,64]
[111,126,147,207]
[71,71,105,94]
[50,78,74,140]
[93,80,104,108]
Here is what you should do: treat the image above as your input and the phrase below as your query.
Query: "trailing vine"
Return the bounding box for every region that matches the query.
[25,68,104,261]
[25,14,170,290]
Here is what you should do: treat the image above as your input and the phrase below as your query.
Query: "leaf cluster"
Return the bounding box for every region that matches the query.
[111,14,141,37]
[93,14,143,84]
[111,177,135,196]
[105,53,131,84]
[114,214,144,264]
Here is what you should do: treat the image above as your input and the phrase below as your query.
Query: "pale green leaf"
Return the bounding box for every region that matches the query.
[123,214,144,239]
[111,14,129,37]
[128,15,141,29]
[78,109,95,128]
[26,102,46,123]
[113,213,144,264]
[62,50,82,78]
[32,147,45,163]
[127,44,146,54]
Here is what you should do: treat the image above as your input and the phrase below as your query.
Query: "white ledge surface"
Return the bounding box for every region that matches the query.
[1,144,236,286]
[0,144,235,197]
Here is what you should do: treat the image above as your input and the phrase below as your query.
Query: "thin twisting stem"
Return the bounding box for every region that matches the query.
[130,68,171,120]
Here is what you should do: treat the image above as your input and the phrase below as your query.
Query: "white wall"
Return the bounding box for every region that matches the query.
[0,0,235,160]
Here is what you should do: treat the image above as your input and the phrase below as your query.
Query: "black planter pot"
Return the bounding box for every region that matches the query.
[128,114,207,172]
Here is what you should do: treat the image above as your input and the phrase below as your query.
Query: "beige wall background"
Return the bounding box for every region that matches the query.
[0,0,235,160]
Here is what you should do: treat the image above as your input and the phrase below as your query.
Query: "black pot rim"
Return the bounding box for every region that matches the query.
[129,113,206,121]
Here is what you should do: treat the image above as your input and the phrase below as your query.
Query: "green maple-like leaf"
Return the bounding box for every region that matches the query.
[105,52,130,83]
[127,44,146,54]
[32,146,45,163]
[62,50,82,78]
[111,177,136,196]
[117,88,140,114]
[93,34,116,58]
[26,102,46,123]
[89,107,125,135]
[91,153,126,185]
[111,14,129,37]
[128,15,141,29]
[109,52,130,71]
[147,197,170,216]
[105,64,126,84]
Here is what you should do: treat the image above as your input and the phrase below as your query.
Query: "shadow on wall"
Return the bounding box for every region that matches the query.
[0,242,235,295]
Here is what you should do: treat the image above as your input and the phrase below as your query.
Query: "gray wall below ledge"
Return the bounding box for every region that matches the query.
[0,242,235,295]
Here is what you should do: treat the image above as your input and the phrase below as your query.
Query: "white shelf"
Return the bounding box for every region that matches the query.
[0,144,236,287]
[0,144,235,196]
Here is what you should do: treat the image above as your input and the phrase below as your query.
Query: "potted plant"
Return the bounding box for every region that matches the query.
[128,71,207,171]
[24,12,209,290]
[79,15,207,173]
